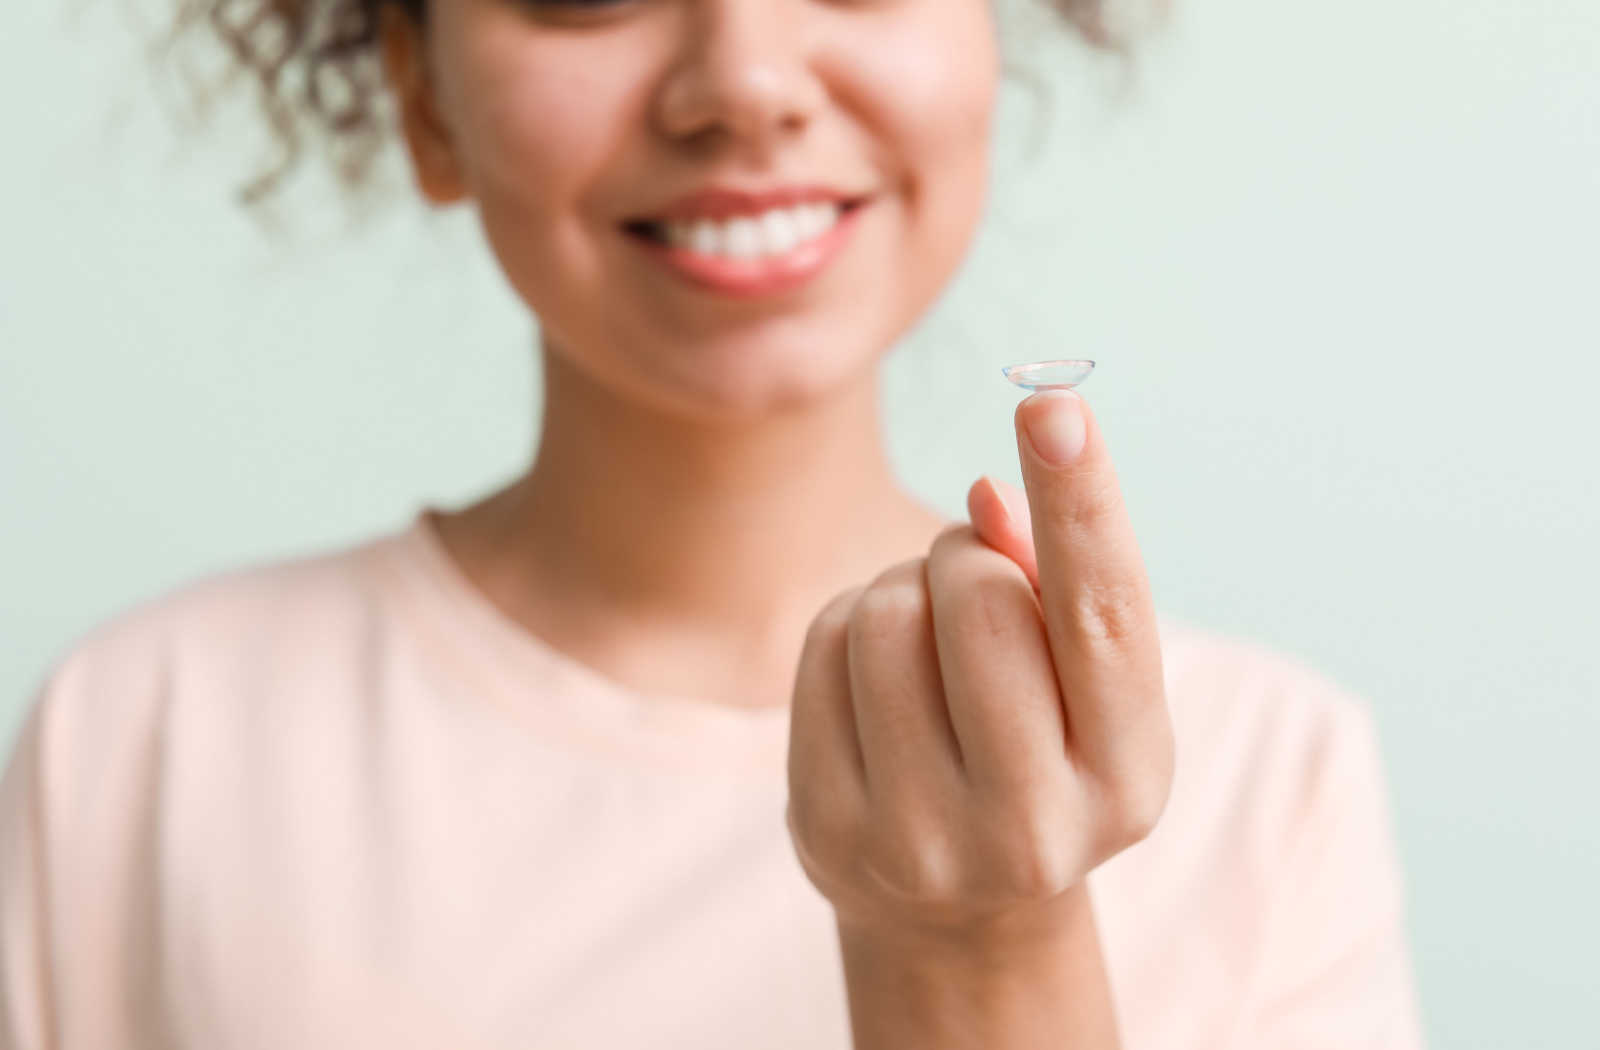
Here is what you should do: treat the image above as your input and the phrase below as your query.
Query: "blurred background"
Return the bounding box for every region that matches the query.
[2,0,1596,1044]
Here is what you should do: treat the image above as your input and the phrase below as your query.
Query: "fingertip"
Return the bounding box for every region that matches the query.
[990,477,1032,537]
[1017,389,1088,468]
[966,475,1003,532]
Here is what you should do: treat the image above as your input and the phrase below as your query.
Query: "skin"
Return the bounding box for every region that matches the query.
[377,0,1174,1044]
[378,0,994,708]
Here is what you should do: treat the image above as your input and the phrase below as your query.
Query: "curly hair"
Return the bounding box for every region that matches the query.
[154,0,1140,214]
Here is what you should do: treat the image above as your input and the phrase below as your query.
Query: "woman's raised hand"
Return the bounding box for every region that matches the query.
[786,389,1174,949]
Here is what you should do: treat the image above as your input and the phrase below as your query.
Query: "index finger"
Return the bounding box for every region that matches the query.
[1013,389,1167,784]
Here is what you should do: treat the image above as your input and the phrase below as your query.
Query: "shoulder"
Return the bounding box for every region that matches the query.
[115,528,394,636]
[1100,618,1421,1047]
[15,527,409,767]
[1151,612,1396,861]
[1157,611,1383,755]
[1090,615,1406,955]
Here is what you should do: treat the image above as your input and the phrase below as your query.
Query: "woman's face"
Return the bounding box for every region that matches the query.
[389,0,1000,420]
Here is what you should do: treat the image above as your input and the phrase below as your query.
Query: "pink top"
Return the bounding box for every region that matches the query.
[0,511,1426,1048]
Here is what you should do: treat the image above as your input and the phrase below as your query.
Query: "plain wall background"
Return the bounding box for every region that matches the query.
[3,0,1596,1044]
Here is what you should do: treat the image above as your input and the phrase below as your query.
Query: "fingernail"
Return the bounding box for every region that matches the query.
[1023,390,1086,466]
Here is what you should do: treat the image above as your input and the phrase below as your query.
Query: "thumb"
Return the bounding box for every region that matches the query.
[966,474,1040,591]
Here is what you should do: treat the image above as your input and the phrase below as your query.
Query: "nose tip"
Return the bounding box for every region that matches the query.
[654,7,825,152]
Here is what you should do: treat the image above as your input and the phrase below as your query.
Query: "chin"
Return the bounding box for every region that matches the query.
[605,316,892,424]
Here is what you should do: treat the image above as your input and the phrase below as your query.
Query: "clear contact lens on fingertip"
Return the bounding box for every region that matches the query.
[1001,359,1096,392]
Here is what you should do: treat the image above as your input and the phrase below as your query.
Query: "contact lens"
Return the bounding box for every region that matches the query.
[1001,359,1096,391]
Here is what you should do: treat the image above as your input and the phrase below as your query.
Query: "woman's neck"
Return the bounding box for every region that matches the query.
[431,342,950,709]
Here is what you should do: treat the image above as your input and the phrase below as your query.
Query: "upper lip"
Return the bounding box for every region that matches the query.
[629,184,870,225]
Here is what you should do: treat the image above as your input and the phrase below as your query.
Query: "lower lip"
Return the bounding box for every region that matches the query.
[624,202,868,299]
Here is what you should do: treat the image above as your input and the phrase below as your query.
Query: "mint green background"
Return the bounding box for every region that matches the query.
[3,0,1596,1045]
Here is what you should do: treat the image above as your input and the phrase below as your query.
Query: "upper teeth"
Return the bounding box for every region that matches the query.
[655,203,843,259]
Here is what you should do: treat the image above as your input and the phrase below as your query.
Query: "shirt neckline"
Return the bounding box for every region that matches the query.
[374,506,794,774]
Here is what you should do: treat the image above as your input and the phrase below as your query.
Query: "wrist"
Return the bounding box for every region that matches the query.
[837,879,1096,966]
[835,882,1121,1050]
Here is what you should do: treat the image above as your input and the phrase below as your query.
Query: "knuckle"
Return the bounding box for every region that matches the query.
[865,824,961,905]
[851,571,928,643]
[1122,705,1177,841]
[1073,575,1151,648]
[1014,841,1074,901]
[1043,466,1121,536]
[1103,770,1173,851]
[949,574,1030,648]
[929,520,974,547]
[926,523,978,563]
[786,790,859,867]
[1117,795,1162,848]
[805,585,865,647]
[991,801,1075,900]
[872,556,929,590]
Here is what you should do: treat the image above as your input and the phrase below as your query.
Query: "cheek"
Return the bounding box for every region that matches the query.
[839,8,997,167]
[859,10,999,133]
[432,21,672,343]
[827,6,1000,263]
[435,18,636,261]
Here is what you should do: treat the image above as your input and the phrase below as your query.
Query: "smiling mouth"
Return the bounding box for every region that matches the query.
[621,199,869,261]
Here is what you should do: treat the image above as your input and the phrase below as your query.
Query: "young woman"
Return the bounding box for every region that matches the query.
[0,0,1426,1046]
